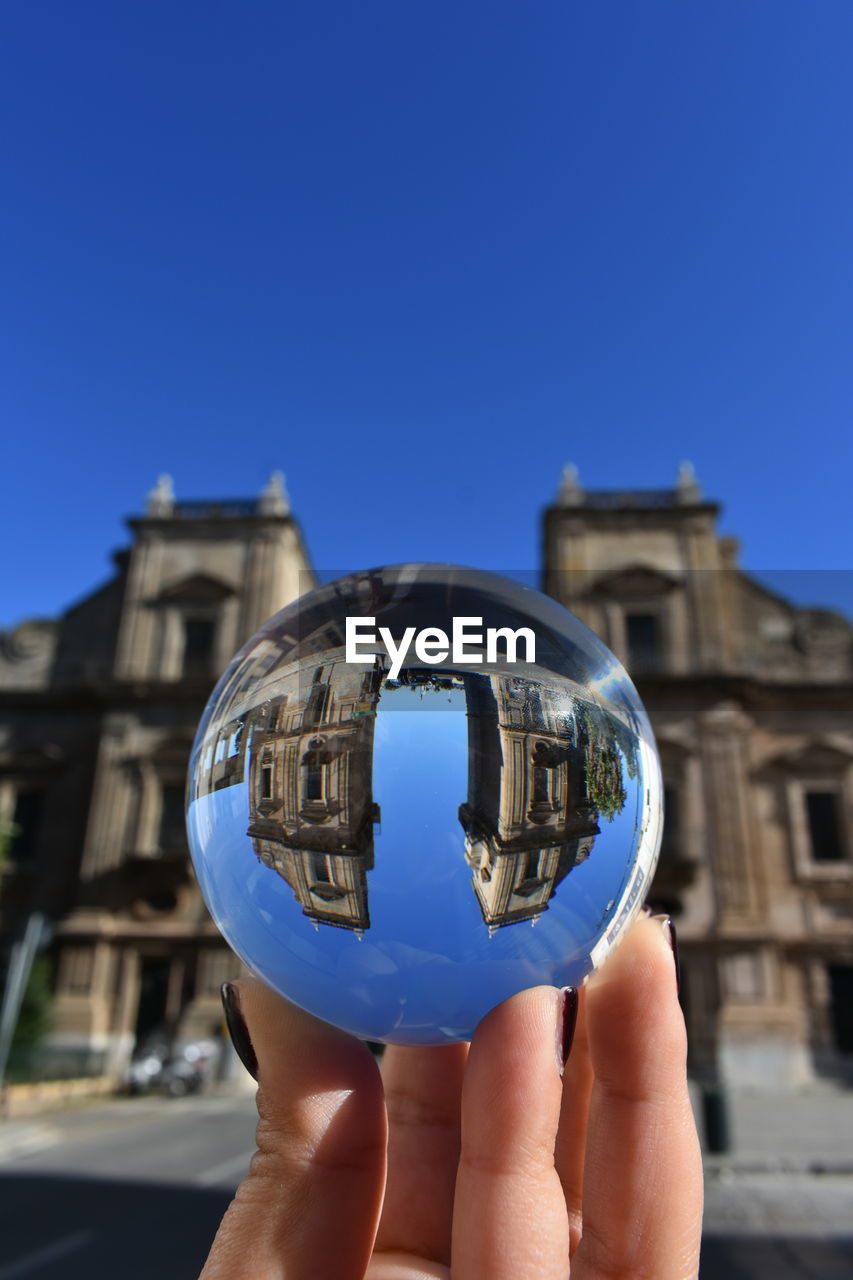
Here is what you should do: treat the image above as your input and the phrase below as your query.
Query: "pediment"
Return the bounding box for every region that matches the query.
[761,737,853,775]
[153,573,236,606]
[586,565,680,601]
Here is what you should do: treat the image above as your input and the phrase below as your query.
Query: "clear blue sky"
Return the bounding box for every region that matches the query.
[2,1,852,628]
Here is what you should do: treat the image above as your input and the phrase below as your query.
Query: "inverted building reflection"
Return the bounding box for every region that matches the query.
[196,653,636,937]
[197,654,382,933]
[458,675,633,933]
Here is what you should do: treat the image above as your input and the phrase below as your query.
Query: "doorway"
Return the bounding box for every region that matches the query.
[134,957,172,1048]
[828,965,853,1054]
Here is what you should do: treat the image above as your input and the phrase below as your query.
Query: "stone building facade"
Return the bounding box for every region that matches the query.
[1,465,851,1088]
[193,647,384,935]
[0,474,313,1076]
[459,673,604,933]
[545,464,853,1087]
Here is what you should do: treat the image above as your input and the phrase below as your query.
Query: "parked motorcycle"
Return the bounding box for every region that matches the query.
[121,1034,219,1098]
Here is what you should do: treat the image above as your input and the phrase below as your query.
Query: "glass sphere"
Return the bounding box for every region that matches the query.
[187,565,662,1045]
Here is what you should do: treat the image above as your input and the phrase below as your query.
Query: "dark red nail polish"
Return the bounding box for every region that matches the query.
[559,987,579,1074]
[221,982,258,1081]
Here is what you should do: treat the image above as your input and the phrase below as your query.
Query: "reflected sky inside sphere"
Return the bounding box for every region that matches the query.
[187,565,662,1044]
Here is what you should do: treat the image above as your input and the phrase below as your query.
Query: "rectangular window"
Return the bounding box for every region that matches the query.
[806,791,845,863]
[182,617,216,677]
[305,762,324,801]
[312,854,331,884]
[158,783,186,853]
[626,613,663,674]
[304,682,328,726]
[531,766,550,805]
[7,790,44,863]
[260,759,274,801]
[519,850,540,883]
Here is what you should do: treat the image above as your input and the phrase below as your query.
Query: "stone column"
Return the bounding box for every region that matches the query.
[685,517,729,673]
[240,535,279,642]
[700,702,764,924]
[701,702,810,1086]
[135,760,159,857]
[79,718,130,877]
[107,948,142,1074]
[114,535,164,680]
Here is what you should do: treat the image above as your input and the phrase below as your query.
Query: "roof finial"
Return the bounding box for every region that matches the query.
[258,470,290,516]
[557,462,583,507]
[146,474,175,516]
[675,460,701,504]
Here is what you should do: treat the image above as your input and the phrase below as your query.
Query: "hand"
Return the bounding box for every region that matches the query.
[201,913,703,1279]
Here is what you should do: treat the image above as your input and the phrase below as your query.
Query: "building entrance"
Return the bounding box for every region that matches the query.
[134,957,172,1047]
[828,965,853,1054]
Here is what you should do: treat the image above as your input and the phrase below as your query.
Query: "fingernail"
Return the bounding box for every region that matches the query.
[557,987,579,1076]
[221,982,258,1081]
[654,914,681,995]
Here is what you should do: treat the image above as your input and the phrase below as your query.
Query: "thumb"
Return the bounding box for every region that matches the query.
[201,978,387,1280]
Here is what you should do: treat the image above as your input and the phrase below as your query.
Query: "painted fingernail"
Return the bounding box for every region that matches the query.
[654,914,681,995]
[221,982,258,1081]
[557,987,579,1076]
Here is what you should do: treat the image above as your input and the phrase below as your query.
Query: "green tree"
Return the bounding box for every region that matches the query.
[585,743,628,822]
[7,955,54,1080]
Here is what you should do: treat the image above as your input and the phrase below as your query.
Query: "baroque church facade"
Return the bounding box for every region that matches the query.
[545,464,853,1087]
[0,474,313,1075]
[1,467,851,1087]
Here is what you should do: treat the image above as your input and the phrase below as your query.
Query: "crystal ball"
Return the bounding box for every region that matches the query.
[187,565,662,1045]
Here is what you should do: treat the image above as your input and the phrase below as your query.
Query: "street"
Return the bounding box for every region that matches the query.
[0,1092,851,1279]
[0,1093,253,1280]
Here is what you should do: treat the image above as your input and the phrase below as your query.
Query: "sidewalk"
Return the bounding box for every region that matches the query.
[0,1077,254,1163]
[696,1085,853,1239]
[0,1117,63,1160]
[696,1084,853,1174]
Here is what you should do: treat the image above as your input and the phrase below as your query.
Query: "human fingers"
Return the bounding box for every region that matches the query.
[200,979,387,1280]
[371,1042,468,1271]
[570,915,703,1280]
[554,987,593,1255]
[452,985,572,1280]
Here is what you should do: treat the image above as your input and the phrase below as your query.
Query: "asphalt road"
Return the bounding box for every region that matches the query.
[0,1093,851,1279]
[0,1094,254,1280]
